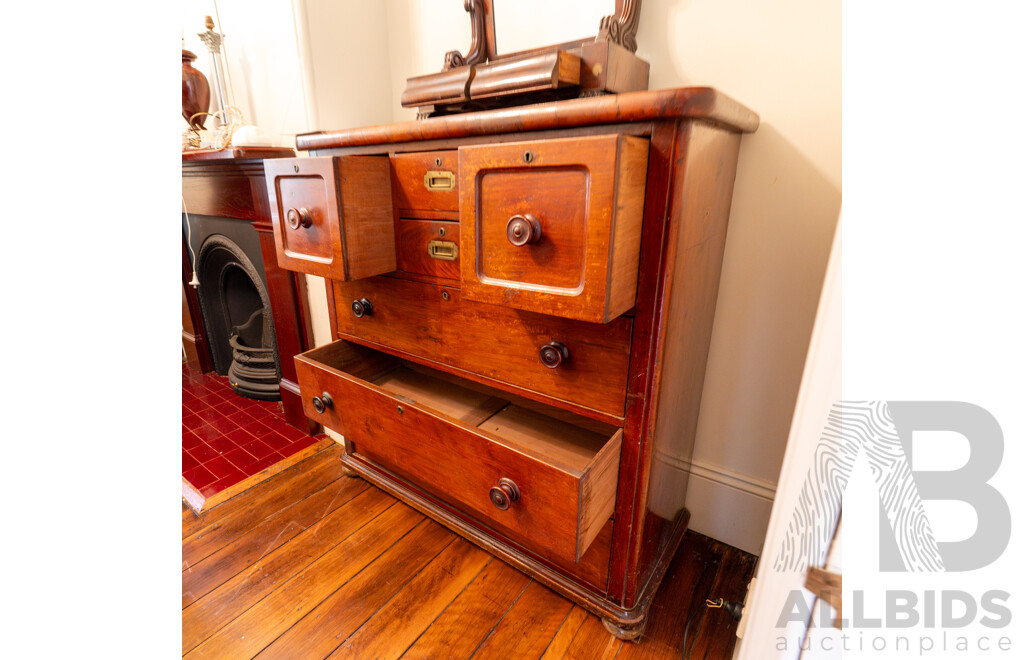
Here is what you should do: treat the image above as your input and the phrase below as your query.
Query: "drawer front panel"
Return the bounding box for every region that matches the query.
[396,219,460,281]
[332,277,444,357]
[265,156,396,281]
[293,340,621,565]
[478,168,587,289]
[459,134,649,324]
[442,287,632,418]
[333,277,632,418]
[391,150,459,212]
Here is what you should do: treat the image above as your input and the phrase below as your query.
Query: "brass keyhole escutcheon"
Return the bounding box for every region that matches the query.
[523,150,534,163]
[441,291,450,301]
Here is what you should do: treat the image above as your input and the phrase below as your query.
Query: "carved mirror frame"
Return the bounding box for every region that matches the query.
[402,0,648,117]
[444,0,642,70]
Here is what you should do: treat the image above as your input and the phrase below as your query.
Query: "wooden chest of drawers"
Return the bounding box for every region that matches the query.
[265,88,757,639]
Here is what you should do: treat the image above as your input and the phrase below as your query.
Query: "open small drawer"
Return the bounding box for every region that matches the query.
[295,340,621,564]
[459,134,649,323]
[264,156,396,280]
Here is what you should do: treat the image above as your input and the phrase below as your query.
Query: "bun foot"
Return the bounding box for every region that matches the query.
[602,616,647,641]
[341,464,361,479]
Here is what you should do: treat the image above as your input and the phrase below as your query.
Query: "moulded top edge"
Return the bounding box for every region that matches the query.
[295,87,759,152]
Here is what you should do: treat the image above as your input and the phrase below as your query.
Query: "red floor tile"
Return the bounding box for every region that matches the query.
[260,431,292,452]
[205,416,238,435]
[223,427,256,447]
[191,424,225,444]
[227,409,259,427]
[202,455,238,480]
[182,449,200,473]
[183,464,217,490]
[241,438,276,461]
[246,454,281,476]
[194,408,222,424]
[244,420,276,438]
[213,400,241,416]
[223,446,258,471]
[205,434,237,455]
[182,413,205,431]
[182,367,326,497]
[209,468,246,493]
[188,442,220,464]
[182,431,206,452]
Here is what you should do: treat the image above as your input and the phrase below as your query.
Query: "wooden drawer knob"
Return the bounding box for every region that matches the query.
[351,298,373,318]
[539,341,569,369]
[311,392,334,414]
[286,207,313,230]
[488,478,520,510]
[506,213,542,246]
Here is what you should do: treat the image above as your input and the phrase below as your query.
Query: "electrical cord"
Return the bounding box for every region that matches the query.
[681,597,744,659]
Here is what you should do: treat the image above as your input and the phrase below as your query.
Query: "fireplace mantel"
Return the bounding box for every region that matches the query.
[182,147,319,435]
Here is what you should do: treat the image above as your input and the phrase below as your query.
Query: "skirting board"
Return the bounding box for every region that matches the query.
[681,458,776,556]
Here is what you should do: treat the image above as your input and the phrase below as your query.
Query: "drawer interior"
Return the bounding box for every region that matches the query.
[299,340,622,562]
[371,364,618,473]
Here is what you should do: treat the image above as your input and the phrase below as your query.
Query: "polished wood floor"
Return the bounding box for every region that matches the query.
[182,443,755,659]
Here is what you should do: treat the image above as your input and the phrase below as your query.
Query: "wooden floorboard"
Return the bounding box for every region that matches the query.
[182,475,368,607]
[181,444,344,541]
[182,444,757,659]
[401,559,531,660]
[182,449,346,568]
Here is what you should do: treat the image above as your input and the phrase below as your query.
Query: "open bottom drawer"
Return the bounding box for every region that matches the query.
[295,340,621,564]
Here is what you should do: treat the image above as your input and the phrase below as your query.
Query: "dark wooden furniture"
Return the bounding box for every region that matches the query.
[182,147,319,435]
[268,88,757,639]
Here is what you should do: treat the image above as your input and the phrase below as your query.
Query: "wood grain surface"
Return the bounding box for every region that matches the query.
[332,277,633,418]
[298,87,759,151]
[181,442,755,658]
[459,133,648,323]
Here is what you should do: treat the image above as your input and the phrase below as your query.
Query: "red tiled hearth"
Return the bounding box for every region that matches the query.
[182,365,328,505]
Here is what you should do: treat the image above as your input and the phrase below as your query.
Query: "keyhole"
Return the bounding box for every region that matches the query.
[523,151,534,164]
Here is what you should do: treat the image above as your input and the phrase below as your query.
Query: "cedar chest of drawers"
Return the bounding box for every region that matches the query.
[265,87,757,639]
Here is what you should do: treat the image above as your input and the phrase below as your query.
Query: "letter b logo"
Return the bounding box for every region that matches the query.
[885,402,1010,571]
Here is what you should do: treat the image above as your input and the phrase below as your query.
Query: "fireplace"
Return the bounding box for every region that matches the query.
[186,214,281,401]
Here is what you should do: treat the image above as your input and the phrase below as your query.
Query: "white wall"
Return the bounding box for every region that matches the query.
[641,0,840,553]
[187,0,841,555]
[180,0,310,146]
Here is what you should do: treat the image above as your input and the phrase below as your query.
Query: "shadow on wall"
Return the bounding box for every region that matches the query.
[701,122,841,487]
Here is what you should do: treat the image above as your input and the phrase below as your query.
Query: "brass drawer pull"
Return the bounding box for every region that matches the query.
[424,170,455,191]
[427,239,459,261]
[506,213,542,246]
[312,392,334,414]
[539,341,569,369]
[489,478,520,511]
[286,207,313,230]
